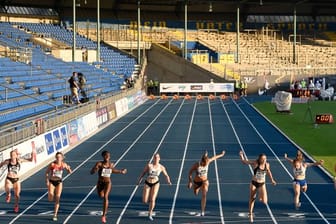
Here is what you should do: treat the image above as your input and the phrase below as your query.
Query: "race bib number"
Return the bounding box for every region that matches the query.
[101,168,112,178]
[9,166,19,174]
[255,171,266,181]
[53,170,63,179]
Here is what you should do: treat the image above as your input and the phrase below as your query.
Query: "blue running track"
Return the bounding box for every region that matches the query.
[0,97,335,224]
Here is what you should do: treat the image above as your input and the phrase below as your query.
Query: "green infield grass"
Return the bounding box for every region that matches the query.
[253,100,336,176]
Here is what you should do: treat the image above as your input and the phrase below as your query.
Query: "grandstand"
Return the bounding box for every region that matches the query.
[0,21,139,128]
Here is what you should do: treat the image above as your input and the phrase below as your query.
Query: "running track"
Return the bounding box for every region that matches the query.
[1,97,335,224]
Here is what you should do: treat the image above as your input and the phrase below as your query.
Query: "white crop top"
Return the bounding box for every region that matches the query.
[148,164,162,178]
[197,163,208,178]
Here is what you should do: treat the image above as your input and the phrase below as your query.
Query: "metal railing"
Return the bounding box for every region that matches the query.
[0,57,146,152]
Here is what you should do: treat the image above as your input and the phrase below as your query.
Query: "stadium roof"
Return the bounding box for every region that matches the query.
[2,0,336,16]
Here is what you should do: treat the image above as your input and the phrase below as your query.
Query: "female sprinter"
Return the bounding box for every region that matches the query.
[187,151,225,216]
[137,153,172,221]
[90,151,127,224]
[239,151,276,223]
[284,153,323,209]
[0,149,34,213]
[45,152,72,221]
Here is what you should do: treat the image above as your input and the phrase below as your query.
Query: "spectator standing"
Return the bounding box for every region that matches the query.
[235,79,241,96]
[77,73,87,98]
[68,72,80,104]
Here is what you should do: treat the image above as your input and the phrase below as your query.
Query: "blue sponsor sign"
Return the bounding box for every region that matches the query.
[60,126,69,148]
[44,133,54,155]
[53,129,62,151]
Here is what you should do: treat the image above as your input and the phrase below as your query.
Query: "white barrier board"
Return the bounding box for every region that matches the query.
[160,83,234,93]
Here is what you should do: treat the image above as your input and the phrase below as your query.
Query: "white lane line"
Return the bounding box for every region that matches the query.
[232,98,330,224]
[208,99,225,224]
[63,99,175,224]
[169,99,198,224]
[115,99,186,223]
[7,99,161,224]
[220,98,278,224]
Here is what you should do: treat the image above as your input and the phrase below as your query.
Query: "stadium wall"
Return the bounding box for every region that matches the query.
[145,43,226,83]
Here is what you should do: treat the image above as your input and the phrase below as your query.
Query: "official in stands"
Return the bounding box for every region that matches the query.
[147,79,154,95]
[235,79,241,95]
[77,72,87,98]
[0,149,35,213]
[68,72,81,104]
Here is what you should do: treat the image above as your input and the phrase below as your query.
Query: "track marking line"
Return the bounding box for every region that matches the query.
[169,99,198,224]
[115,99,186,223]
[232,98,330,224]
[7,99,162,224]
[208,98,225,224]
[220,98,278,224]
[63,98,175,224]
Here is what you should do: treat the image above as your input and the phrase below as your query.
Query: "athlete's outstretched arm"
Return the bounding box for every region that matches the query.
[239,151,255,165]
[137,164,149,185]
[0,159,8,168]
[187,163,198,189]
[266,163,276,185]
[209,151,225,163]
[305,160,324,167]
[45,163,52,186]
[90,162,101,175]
[161,165,172,185]
[112,163,127,174]
[284,153,294,163]
[64,162,72,174]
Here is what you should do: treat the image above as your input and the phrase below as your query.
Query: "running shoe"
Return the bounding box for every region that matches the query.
[201,211,205,216]
[101,216,106,223]
[14,205,19,213]
[248,213,254,223]
[148,215,154,221]
[295,202,301,210]
[52,216,58,221]
[5,194,10,203]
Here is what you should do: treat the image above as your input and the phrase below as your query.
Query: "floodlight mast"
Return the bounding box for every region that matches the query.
[184,0,188,60]
[97,0,101,62]
[72,0,76,62]
[137,0,141,64]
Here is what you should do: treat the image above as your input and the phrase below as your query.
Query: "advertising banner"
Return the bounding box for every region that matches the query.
[115,98,129,116]
[160,83,234,93]
[96,107,109,127]
[107,103,117,121]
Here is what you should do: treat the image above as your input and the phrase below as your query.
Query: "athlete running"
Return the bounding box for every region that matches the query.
[0,149,34,213]
[284,153,323,209]
[91,150,127,224]
[45,152,72,221]
[239,151,276,223]
[188,151,225,216]
[137,153,172,221]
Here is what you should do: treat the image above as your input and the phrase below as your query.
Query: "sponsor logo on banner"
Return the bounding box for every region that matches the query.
[115,98,129,116]
[96,107,109,127]
[190,85,203,91]
[68,120,79,145]
[60,126,69,148]
[0,152,7,183]
[127,96,135,110]
[44,132,54,155]
[53,129,62,151]
[160,83,234,93]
